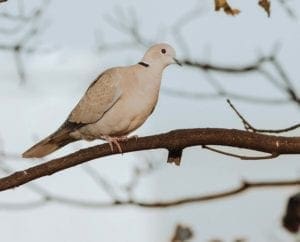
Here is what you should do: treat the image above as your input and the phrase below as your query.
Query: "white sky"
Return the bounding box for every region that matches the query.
[0,0,300,241]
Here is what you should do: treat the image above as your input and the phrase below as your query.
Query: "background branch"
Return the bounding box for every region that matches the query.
[0,176,298,209]
[227,99,300,133]
[96,8,300,106]
[0,0,50,84]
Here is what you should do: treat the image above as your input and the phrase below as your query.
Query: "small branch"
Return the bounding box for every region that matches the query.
[181,56,272,73]
[277,0,297,19]
[0,0,50,84]
[227,99,300,133]
[202,145,278,160]
[161,88,289,105]
[124,160,159,199]
[82,164,120,201]
[171,3,205,55]
[269,57,300,106]
[2,128,300,191]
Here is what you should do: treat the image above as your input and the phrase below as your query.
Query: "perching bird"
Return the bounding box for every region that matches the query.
[23,43,180,158]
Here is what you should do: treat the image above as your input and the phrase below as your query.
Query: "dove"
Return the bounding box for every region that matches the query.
[22,43,181,158]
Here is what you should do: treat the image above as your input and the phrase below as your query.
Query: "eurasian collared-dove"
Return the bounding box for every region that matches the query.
[23,43,180,158]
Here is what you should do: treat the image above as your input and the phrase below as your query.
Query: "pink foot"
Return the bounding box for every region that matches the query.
[101,135,139,153]
[101,135,123,153]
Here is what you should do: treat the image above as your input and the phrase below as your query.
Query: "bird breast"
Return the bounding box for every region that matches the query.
[81,67,162,137]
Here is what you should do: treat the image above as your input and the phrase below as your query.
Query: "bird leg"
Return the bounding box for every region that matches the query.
[101,135,139,153]
[101,135,123,153]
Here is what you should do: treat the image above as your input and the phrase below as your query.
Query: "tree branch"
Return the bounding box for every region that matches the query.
[1,179,299,209]
[202,145,279,160]
[181,56,272,73]
[227,99,300,133]
[1,128,300,191]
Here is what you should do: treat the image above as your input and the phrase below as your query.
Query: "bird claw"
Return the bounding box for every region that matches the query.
[101,135,123,153]
[101,135,138,153]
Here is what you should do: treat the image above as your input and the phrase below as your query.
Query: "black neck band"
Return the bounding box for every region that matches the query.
[138,61,149,67]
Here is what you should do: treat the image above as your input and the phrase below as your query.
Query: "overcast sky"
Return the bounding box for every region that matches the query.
[0,0,300,241]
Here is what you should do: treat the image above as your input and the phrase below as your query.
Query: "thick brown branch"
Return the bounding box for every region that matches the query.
[1,128,300,191]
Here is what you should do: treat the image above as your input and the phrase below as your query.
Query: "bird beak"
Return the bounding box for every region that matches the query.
[173,58,182,66]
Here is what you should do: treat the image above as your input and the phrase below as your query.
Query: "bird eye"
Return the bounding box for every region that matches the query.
[161,48,166,54]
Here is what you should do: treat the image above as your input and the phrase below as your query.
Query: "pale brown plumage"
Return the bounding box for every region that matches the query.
[22,43,179,158]
[69,70,122,124]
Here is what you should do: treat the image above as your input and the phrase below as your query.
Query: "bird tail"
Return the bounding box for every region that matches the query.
[22,128,77,158]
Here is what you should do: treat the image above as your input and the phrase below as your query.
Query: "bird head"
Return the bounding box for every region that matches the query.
[141,43,181,69]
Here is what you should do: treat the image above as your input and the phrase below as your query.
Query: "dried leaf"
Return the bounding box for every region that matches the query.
[215,0,240,16]
[171,225,193,242]
[258,0,271,17]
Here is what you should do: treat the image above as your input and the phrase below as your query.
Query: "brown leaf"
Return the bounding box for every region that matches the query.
[171,225,193,242]
[258,0,271,17]
[215,0,240,16]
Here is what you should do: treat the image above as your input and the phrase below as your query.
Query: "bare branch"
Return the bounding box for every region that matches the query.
[171,3,205,55]
[0,0,50,84]
[0,178,299,209]
[95,6,300,109]
[202,145,279,160]
[270,57,300,105]
[82,164,120,201]
[227,99,300,133]
[161,88,289,104]
[277,0,297,19]
[2,128,300,191]
[124,160,160,199]
[181,56,272,73]
[97,7,152,53]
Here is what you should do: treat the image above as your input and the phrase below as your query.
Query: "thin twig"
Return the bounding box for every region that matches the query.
[277,0,297,19]
[162,88,289,104]
[181,56,272,73]
[227,99,300,133]
[82,164,120,201]
[0,0,50,84]
[202,145,278,160]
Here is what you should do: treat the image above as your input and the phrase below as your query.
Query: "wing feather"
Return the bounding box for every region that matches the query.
[68,68,122,124]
